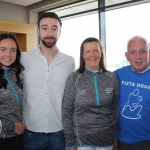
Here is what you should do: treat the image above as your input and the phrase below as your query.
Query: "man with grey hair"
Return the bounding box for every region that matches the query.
[114,36,150,150]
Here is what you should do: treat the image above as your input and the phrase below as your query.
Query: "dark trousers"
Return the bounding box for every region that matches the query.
[0,135,23,150]
[23,129,66,150]
[118,140,150,150]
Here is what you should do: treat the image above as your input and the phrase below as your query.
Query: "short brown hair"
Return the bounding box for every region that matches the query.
[38,12,62,28]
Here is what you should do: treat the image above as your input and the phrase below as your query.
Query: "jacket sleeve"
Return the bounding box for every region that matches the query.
[62,73,77,148]
[0,117,15,133]
[112,73,120,139]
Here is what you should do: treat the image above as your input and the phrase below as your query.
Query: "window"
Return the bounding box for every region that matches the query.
[41,0,149,70]
[57,13,99,69]
[105,2,150,71]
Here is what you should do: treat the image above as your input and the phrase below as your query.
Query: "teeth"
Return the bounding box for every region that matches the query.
[89,59,96,61]
[4,58,11,61]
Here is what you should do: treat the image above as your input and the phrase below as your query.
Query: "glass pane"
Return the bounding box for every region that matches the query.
[46,0,98,18]
[57,13,99,69]
[105,2,150,71]
[105,0,133,7]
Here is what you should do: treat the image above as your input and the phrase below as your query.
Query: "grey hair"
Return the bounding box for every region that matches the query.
[127,35,149,51]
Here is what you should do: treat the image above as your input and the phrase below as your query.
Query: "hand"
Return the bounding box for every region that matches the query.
[113,140,118,150]
[15,122,27,135]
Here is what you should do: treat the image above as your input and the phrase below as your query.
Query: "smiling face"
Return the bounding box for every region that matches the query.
[125,39,150,73]
[0,38,17,68]
[37,17,61,48]
[82,42,101,71]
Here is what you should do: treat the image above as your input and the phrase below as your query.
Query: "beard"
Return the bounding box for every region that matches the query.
[40,36,57,48]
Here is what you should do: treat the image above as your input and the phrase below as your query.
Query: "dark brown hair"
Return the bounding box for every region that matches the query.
[38,12,62,28]
[76,37,108,73]
[0,33,24,89]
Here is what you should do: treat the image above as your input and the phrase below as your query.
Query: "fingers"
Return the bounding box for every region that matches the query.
[15,122,27,135]
[21,125,26,134]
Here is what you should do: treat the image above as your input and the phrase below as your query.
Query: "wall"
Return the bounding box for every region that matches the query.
[0,20,34,52]
[27,0,82,47]
[0,1,28,23]
[0,0,81,48]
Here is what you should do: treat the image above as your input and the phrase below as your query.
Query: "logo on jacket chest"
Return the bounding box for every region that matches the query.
[105,88,113,93]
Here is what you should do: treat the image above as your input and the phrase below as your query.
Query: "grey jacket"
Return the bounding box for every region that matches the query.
[62,69,119,148]
[0,68,23,138]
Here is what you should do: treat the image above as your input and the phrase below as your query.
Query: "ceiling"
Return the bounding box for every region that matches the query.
[0,0,132,7]
[47,0,132,18]
[0,0,133,19]
[0,0,42,6]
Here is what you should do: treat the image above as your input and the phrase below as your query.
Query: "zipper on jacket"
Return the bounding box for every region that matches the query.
[4,68,20,103]
[93,72,100,106]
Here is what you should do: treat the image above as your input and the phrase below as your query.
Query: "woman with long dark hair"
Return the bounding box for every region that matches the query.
[0,33,26,150]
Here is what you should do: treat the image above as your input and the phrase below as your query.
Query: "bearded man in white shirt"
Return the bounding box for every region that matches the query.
[21,12,75,150]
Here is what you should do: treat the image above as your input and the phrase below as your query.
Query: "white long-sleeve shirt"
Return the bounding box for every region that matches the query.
[21,46,75,133]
